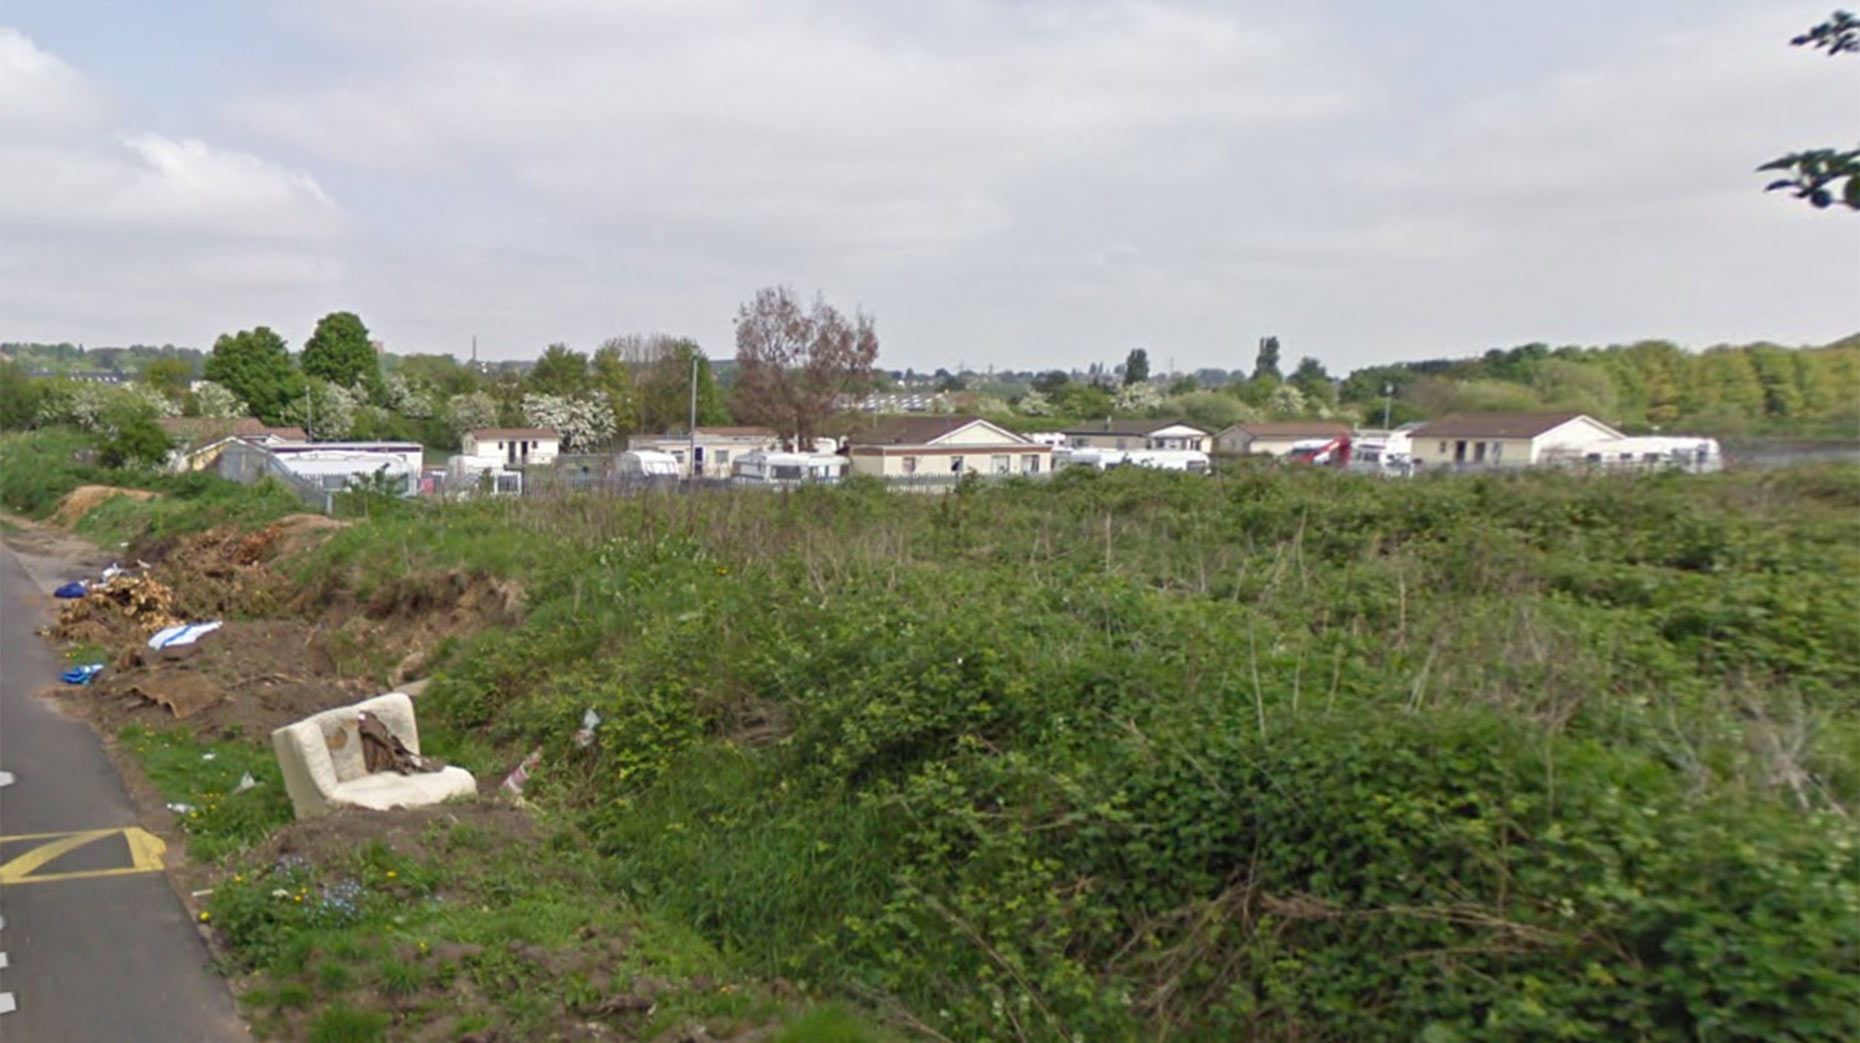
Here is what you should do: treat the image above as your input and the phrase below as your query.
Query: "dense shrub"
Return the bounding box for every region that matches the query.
[315,466,1860,1041]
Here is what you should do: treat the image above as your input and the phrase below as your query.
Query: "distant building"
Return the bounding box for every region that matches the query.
[1059,419,1209,452]
[627,426,780,479]
[461,428,560,469]
[1213,421,1351,457]
[1408,412,1624,469]
[847,415,1051,479]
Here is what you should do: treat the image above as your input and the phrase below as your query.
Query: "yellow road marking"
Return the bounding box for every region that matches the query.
[0,827,166,885]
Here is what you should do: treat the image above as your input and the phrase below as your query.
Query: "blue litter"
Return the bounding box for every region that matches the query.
[61,663,104,685]
[54,580,87,599]
[147,621,223,650]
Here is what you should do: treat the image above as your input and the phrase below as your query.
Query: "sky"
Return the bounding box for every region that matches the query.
[1,0,1855,374]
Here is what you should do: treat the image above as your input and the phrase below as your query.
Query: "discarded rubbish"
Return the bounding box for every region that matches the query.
[573,708,602,748]
[53,580,87,599]
[234,772,257,793]
[166,802,195,814]
[100,562,124,583]
[201,752,217,762]
[147,621,224,650]
[60,663,104,685]
[500,747,544,795]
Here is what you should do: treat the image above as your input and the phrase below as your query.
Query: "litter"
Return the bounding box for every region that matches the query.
[147,621,224,650]
[201,752,217,762]
[166,802,195,814]
[60,663,104,685]
[234,772,257,793]
[54,580,88,599]
[574,708,602,748]
[500,747,544,795]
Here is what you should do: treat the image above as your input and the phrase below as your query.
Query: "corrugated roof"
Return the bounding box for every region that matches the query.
[694,426,776,437]
[1409,412,1603,439]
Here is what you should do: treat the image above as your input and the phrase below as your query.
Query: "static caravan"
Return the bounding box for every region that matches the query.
[732,450,848,486]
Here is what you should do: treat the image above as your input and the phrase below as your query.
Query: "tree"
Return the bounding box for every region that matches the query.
[446,391,499,438]
[732,286,880,449]
[1290,357,1337,407]
[1759,11,1859,210]
[591,340,640,439]
[1123,348,1150,386]
[637,340,727,433]
[1051,382,1114,420]
[302,311,381,394]
[189,381,247,420]
[526,343,590,398]
[1253,336,1283,381]
[1032,370,1071,395]
[0,358,44,430]
[282,379,359,440]
[96,405,171,469]
[522,392,616,451]
[203,326,302,424]
[143,357,192,397]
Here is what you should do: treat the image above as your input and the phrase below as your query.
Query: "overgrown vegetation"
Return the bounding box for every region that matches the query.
[270,465,1860,1041]
[17,426,1857,1040]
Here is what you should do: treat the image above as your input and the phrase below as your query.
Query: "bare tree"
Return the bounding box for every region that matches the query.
[732,286,879,450]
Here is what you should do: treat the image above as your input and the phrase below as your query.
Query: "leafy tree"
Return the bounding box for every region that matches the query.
[202,326,302,424]
[95,404,171,469]
[638,340,728,433]
[527,343,590,398]
[522,392,616,451]
[281,379,359,440]
[1122,348,1150,386]
[1166,375,1199,397]
[0,357,44,430]
[1253,336,1282,381]
[732,286,879,449]
[1169,390,1250,431]
[1760,11,1859,210]
[301,311,381,395]
[143,357,192,397]
[1032,370,1071,395]
[591,340,640,439]
[1289,357,1336,407]
[1015,389,1055,416]
[1051,382,1114,420]
[390,354,482,397]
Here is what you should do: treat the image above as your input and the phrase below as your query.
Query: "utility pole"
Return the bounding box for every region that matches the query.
[1382,384,1394,430]
[686,353,698,491]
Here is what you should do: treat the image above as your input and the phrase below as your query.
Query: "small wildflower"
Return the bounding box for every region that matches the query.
[198,911,210,922]
[386,870,397,879]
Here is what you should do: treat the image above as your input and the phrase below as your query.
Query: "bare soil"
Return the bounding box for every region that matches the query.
[49,484,157,527]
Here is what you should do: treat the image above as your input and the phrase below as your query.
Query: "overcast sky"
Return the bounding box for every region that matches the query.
[1,1,1855,373]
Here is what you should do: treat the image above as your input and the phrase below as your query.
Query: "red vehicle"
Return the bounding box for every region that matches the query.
[1288,435,1351,467]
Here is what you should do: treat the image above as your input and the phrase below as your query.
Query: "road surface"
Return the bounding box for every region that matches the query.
[0,541,248,1041]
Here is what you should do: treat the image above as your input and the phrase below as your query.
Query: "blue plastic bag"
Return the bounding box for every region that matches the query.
[61,663,104,685]
[54,580,87,599]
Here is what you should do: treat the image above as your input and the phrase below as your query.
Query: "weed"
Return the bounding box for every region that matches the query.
[305,1005,388,1043]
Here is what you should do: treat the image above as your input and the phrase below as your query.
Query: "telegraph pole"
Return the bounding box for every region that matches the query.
[686,354,698,492]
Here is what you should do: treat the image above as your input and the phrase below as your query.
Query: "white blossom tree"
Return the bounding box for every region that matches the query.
[1115,381,1162,413]
[192,381,248,419]
[522,392,615,451]
[1015,389,1054,416]
[282,380,359,440]
[446,392,499,439]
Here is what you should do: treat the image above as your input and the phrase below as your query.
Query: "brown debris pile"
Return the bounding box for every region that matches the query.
[52,573,183,640]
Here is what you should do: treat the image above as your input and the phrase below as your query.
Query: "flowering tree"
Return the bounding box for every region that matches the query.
[282,381,358,440]
[384,372,436,419]
[192,381,248,420]
[522,392,615,451]
[1016,389,1054,416]
[446,391,499,438]
[1115,381,1162,413]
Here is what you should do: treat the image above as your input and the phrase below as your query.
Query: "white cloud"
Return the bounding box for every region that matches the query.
[0,26,104,135]
[0,28,346,346]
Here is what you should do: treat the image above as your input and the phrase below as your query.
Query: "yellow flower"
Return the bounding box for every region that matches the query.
[198,911,211,922]
[386,870,397,879]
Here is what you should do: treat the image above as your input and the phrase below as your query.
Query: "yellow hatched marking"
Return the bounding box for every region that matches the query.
[0,827,166,885]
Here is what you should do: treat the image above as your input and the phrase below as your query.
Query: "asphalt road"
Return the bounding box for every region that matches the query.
[0,543,248,1042]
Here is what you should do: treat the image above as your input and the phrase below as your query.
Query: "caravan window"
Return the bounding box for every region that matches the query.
[992,455,1010,474]
[772,464,803,480]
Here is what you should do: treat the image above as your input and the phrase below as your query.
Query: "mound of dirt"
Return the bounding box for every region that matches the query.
[51,485,156,528]
[253,801,536,870]
[69,619,376,736]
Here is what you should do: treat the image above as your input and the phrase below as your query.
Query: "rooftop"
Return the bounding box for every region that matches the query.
[1410,412,1602,439]
[1058,418,1207,436]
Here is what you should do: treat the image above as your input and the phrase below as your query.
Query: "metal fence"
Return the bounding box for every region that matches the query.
[215,441,337,512]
